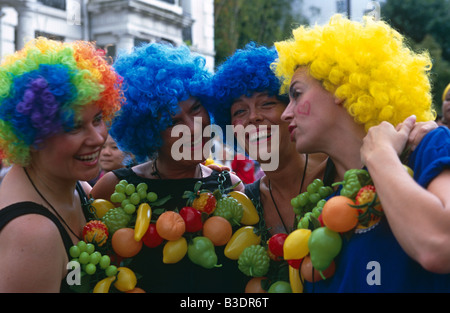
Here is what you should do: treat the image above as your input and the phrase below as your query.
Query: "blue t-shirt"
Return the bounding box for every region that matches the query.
[305,126,450,292]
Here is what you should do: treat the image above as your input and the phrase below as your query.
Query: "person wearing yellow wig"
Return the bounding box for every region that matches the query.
[439,83,450,127]
[275,14,450,292]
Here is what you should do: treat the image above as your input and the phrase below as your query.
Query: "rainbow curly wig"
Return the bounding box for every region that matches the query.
[110,43,213,162]
[0,37,124,166]
[211,42,286,137]
[273,14,436,131]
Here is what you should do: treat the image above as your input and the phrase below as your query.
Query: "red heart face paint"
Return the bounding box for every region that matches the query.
[297,100,311,116]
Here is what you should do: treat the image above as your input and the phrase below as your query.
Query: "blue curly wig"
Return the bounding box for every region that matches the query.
[110,43,213,162]
[211,42,287,143]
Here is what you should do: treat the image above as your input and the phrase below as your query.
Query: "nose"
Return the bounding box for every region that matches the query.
[86,123,107,147]
[101,146,112,156]
[248,108,263,124]
[281,100,294,122]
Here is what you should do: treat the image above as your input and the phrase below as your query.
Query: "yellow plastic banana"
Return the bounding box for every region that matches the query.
[93,276,116,293]
[134,203,151,241]
[289,265,303,293]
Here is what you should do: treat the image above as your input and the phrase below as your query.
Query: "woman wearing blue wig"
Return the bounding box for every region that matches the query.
[212,43,327,236]
[91,43,245,292]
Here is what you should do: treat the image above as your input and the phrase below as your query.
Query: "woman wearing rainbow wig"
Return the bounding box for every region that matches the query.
[91,43,245,292]
[0,37,124,292]
[275,14,450,292]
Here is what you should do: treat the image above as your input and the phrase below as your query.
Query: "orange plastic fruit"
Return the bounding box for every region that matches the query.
[156,211,186,241]
[111,228,143,258]
[322,196,358,232]
[202,216,232,246]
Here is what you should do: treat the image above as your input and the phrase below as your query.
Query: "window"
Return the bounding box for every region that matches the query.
[35,31,65,42]
[182,26,192,46]
[38,0,66,11]
[134,37,150,47]
[336,0,350,18]
[159,0,176,4]
[157,38,175,46]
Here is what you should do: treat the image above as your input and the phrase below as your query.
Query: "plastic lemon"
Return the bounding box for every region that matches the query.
[283,228,311,260]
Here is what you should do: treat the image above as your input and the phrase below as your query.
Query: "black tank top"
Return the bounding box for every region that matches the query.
[113,167,233,211]
[111,168,248,292]
[0,182,91,292]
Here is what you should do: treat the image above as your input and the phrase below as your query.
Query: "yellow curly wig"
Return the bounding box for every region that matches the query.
[273,14,436,131]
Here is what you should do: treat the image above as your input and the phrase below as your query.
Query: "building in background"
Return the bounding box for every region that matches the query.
[0,0,215,68]
[297,0,385,25]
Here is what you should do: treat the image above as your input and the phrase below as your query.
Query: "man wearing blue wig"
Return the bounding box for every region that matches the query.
[91,43,245,292]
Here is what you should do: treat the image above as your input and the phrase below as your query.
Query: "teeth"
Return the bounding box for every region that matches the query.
[249,130,270,142]
[76,152,99,161]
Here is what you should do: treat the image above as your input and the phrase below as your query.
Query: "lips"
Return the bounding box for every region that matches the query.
[75,151,100,164]
[288,125,297,141]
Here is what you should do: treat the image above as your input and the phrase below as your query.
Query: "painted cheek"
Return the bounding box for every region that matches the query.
[296,100,311,116]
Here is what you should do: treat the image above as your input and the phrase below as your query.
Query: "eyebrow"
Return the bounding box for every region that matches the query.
[289,83,298,98]
[190,99,201,109]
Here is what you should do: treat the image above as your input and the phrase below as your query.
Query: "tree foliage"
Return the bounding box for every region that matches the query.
[214,0,308,66]
[381,0,450,113]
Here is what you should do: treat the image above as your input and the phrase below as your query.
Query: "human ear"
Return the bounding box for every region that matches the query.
[334,96,345,106]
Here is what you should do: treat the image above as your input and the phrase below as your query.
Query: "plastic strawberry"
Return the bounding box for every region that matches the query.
[354,185,383,226]
[183,181,217,215]
[82,220,109,247]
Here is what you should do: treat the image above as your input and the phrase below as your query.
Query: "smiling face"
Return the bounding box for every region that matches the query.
[230,92,288,164]
[281,67,344,154]
[99,134,126,172]
[30,104,108,182]
[159,97,211,164]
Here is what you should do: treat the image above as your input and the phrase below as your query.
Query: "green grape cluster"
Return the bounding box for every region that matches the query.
[69,240,118,277]
[110,180,158,215]
[291,179,334,230]
[297,199,326,230]
[291,179,333,215]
